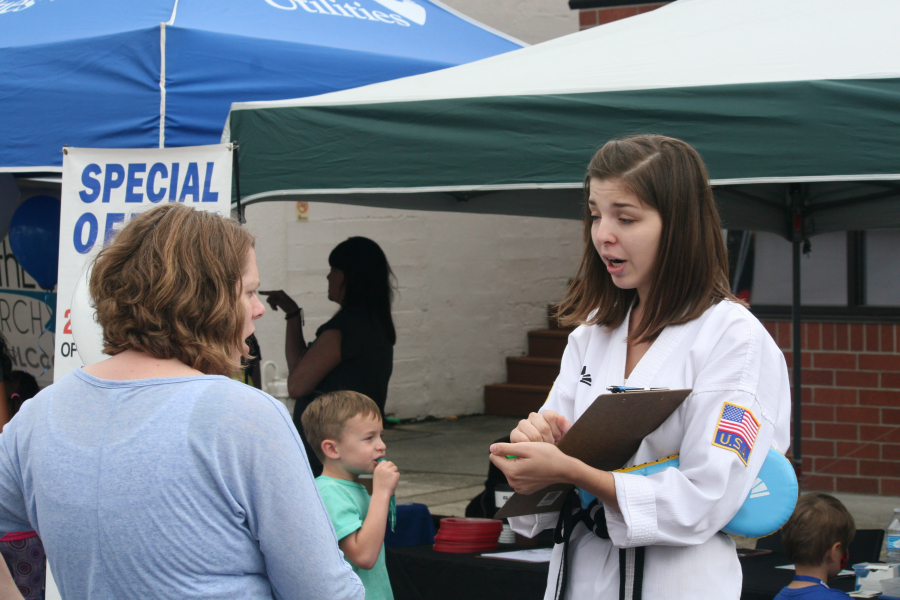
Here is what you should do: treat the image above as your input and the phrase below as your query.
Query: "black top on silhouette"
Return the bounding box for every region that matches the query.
[300,305,393,416]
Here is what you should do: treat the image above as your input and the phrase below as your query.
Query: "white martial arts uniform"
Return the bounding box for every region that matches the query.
[509,300,791,600]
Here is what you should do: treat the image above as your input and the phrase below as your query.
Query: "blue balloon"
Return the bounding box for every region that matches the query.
[8,195,61,290]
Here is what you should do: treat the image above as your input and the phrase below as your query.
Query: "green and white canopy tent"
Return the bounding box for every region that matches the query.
[226,0,900,236]
[225,0,900,469]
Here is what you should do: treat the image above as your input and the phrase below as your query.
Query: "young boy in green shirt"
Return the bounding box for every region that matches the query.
[302,391,399,600]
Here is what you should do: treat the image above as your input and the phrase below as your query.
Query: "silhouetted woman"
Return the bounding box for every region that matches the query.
[263,237,396,475]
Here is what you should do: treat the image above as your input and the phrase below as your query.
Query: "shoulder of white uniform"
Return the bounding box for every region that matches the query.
[715,300,781,352]
[700,300,764,343]
[568,309,613,340]
[706,298,753,323]
[701,300,788,402]
[565,319,610,357]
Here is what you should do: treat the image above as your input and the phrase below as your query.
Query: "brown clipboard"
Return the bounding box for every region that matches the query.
[494,388,691,519]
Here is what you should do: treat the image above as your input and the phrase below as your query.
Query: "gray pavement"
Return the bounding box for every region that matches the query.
[382,415,900,554]
[384,415,518,516]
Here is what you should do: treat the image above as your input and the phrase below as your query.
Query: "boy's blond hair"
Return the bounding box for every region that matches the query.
[782,493,855,567]
[300,391,381,462]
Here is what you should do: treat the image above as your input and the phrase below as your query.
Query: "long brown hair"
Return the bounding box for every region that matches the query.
[90,204,254,375]
[557,135,739,343]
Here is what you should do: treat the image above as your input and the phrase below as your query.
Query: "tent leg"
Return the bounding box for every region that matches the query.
[232,143,244,224]
[792,235,802,481]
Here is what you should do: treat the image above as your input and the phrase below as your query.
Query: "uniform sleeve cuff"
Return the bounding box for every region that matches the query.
[606,472,658,547]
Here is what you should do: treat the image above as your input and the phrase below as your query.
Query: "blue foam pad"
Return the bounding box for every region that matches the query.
[578,447,797,539]
[721,447,798,538]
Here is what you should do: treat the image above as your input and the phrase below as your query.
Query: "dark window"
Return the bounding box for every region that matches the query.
[728,229,900,321]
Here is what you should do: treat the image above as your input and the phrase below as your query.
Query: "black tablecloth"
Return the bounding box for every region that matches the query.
[386,545,547,600]
[386,545,858,600]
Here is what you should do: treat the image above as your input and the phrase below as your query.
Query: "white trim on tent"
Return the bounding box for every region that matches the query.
[0,167,62,174]
[158,0,179,148]
[237,173,900,205]
[229,0,900,112]
[159,23,168,148]
[711,174,900,186]
[12,176,61,184]
[166,0,180,25]
[240,181,583,203]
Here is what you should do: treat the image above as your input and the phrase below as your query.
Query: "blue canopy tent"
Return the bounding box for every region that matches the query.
[0,0,523,172]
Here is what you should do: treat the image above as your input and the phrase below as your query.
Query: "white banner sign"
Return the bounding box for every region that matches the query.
[0,238,55,388]
[55,145,234,381]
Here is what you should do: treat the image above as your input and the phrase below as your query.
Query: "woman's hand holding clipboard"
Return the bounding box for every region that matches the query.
[490,389,692,519]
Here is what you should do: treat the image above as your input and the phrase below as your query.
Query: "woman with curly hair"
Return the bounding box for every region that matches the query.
[0,204,363,599]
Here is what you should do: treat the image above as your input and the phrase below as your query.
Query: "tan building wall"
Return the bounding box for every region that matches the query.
[440,0,577,44]
[246,201,582,419]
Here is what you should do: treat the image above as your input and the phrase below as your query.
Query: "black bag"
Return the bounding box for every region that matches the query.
[464,436,510,518]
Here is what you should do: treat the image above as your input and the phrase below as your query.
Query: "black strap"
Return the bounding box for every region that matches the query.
[633,547,645,600]
[553,490,608,600]
[552,490,645,600]
[618,547,646,600]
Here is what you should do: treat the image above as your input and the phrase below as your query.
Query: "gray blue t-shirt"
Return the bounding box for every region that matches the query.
[0,369,363,600]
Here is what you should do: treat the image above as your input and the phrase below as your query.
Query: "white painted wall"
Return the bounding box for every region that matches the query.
[865,229,900,306]
[245,202,582,418]
[440,0,578,45]
[751,231,848,305]
[750,229,900,307]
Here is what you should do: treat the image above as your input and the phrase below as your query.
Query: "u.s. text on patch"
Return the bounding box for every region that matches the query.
[712,403,760,465]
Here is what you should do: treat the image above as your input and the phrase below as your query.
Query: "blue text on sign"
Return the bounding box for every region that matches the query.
[73,161,223,254]
[78,162,219,204]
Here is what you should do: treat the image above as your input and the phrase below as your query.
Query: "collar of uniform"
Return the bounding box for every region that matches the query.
[618,307,693,388]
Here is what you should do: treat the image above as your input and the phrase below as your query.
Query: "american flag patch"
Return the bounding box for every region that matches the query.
[712,403,760,465]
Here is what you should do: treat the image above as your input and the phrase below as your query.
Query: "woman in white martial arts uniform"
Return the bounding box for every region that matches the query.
[490,135,791,600]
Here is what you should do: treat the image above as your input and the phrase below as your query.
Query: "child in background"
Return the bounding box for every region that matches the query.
[6,371,39,419]
[1,370,43,600]
[302,391,399,600]
[774,493,856,599]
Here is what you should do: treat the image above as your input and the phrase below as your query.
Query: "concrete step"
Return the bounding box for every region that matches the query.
[506,356,560,387]
[484,383,549,417]
[527,329,569,358]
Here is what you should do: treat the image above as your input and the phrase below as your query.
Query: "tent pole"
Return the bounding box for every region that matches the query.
[233,143,244,224]
[792,233,802,479]
[790,183,804,482]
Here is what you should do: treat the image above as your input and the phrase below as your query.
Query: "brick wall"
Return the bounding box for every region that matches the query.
[761,320,900,495]
[578,3,670,31]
